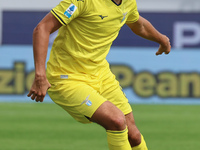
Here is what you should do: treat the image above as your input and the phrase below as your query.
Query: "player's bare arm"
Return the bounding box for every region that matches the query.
[126,16,171,55]
[27,13,62,102]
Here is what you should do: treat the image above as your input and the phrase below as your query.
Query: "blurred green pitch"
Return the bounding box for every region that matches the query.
[1,103,200,150]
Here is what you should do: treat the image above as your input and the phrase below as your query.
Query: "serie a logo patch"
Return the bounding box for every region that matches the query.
[64,3,77,18]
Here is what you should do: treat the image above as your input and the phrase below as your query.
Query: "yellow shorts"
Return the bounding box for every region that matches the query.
[47,69,132,124]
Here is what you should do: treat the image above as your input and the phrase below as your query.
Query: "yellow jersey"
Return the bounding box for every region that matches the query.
[47,0,139,82]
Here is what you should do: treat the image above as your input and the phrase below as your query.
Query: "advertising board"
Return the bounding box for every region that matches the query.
[1,46,200,104]
[2,11,200,48]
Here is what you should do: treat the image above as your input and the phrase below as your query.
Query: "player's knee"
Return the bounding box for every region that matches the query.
[128,130,141,146]
[109,115,127,131]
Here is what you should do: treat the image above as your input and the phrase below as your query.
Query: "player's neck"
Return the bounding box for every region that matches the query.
[112,0,122,5]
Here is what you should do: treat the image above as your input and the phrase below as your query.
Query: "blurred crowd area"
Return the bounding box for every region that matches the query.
[0,0,200,11]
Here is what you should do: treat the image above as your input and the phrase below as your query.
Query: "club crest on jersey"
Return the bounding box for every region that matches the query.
[81,95,92,106]
[64,3,77,18]
[121,12,127,22]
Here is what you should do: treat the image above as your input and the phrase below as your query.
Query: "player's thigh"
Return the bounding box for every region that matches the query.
[47,80,106,123]
[90,100,127,130]
[101,72,132,115]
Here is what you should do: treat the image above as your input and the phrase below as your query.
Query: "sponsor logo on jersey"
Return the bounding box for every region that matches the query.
[81,95,92,106]
[64,3,77,18]
[99,15,108,20]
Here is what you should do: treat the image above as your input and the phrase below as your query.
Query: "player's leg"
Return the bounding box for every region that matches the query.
[89,101,132,150]
[100,68,148,150]
[48,80,132,150]
[125,112,148,150]
[89,101,126,130]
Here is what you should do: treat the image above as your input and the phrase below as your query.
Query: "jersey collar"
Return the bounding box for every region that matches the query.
[111,0,122,6]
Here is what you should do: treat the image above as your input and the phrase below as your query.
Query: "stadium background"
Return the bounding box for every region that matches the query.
[1,0,200,104]
[1,1,200,150]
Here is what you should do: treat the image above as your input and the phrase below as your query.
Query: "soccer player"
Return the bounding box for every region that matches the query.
[27,0,171,149]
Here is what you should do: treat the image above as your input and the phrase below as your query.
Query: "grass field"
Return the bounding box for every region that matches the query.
[1,103,200,150]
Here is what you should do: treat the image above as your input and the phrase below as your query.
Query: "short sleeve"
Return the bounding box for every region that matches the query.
[51,0,86,26]
[126,0,139,23]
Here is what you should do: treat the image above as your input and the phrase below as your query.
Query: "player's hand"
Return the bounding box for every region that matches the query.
[27,76,51,102]
[156,35,171,56]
